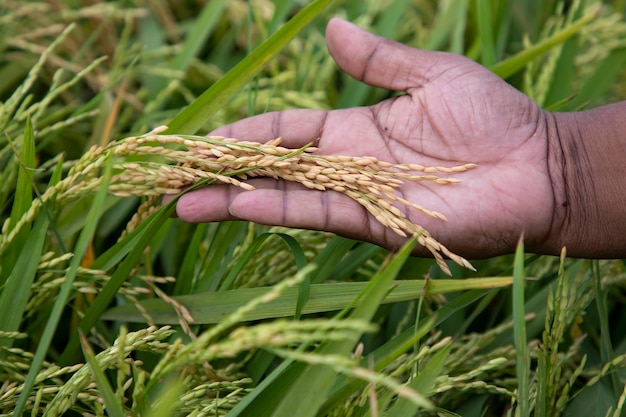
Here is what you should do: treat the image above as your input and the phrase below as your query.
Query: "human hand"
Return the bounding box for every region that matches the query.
[171,18,558,260]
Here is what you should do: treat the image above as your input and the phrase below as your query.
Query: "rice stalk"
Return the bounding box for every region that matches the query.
[10,247,176,331]
[3,126,474,274]
[270,347,433,410]
[39,326,174,416]
[0,326,173,415]
[229,226,331,289]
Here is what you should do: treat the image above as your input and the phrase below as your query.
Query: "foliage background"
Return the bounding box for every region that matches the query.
[1,0,626,416]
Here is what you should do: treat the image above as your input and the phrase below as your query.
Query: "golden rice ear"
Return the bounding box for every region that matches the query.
[86,129,477,274]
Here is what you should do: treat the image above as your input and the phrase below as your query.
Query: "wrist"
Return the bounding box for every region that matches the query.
[539,102,626,258]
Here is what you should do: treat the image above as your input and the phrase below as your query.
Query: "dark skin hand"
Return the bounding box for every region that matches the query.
[169,18,626,260]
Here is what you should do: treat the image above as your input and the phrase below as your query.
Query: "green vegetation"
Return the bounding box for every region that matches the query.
[1,0,626,416]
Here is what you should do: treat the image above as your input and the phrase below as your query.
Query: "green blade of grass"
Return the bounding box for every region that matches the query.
[195,221,248,292]
[476,0,496,67]
[513,237,529,417]
[277,233,308,270]
[79,331,126,417]
[148,0,230,103]
[0,156,65,349]
[219,240,424,417]
[219,232,306,292]
[329,243,382,282]
[593,259,621,399]
[173,223,209,295]
[0,24,75,134]
[493,2,513,63]
[143,376,185,417]
[336,0,413,108]
[490,7,598,79]
[0,119,40,336]
[567,47,626,110]
[103,277,513,324]
[7,117,35,230]
[387,344,452,417]
[1,118,35,286]
[213,229,309,319]
[310,236,357,284]
[0,213,48,348]
[320,287,496,415]
[87,205,171,272]
[424,0,470,53]
[455,287,500,335]
[268,0,300,35]
[165,0,335,135]
[277,233,310,319]
[265,238,430,417]
[58,199,178,365]
[542,1,584,108]
[13,155,114,416]
[320,315,436,416]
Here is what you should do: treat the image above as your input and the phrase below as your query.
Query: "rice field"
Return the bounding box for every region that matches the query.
[1,1,626,416]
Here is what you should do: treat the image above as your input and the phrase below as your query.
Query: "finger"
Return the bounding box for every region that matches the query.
[325,18,457,91]
[175,178,365,228]
[209,107,380,156]
[174,184,241,223]
[228,187,400,247]
[209,109,328,148]
[174,179,402,247]
[174,179,338,223]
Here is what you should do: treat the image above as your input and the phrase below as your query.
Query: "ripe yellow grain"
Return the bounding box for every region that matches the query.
[73,131,478,274]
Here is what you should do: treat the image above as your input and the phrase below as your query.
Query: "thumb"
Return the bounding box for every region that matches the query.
[325,18,450,92]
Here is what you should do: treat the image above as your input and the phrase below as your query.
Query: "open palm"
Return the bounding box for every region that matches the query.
[173,18,556,259]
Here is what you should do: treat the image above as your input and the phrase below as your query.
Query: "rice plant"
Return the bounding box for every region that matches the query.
[1,1,626,416]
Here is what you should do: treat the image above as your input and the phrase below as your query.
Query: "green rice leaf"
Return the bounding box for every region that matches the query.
[8,118,34,232]
[329,243,382,282]
[424,0,470,53]
[165,0,335,135]
[593,259,621,398]
[0,119,39,329]
[476,0,496,66]
[80,331,126,417]
[336,0,413,108]
[277,233,309,319]
[320,316,437,416]
[513,237,530,417]
[256,238,425,417]
[0,215,48,347]
[491,8,598,79]
[310,236,357,284]
[173,223,209,295]
[386,344,452,417]
[196,221,248,292]
[219,232,306,292]
[103,277,513,324]
[541,1,584,108]
[1,118,36,286]
[268,0,300,35]
[13,154,114,415]
[149,0,230,103]
[58,198,178,365]
[143,377,185,417]
[568,47,626,110]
